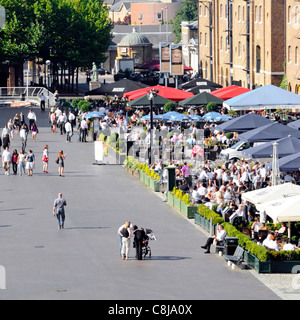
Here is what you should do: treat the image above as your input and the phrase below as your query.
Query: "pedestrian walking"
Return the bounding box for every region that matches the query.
[27,110,36,131]
[53,193,67,229]
[42,145,49,173]
[18,149,26,176]
[31,121,38,142]
[2,146,12,176]
[56,149,67,177]
[39,92,46,111]
[25,149,35,176]
[119,221,131,260]
[20,123,28,151]
[65,120,72,142]
[11,149,19,175]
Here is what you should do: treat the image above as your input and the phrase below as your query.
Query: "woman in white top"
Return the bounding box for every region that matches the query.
[18,149,26,176]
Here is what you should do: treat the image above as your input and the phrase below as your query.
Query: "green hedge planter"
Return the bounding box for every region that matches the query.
[167,191,174,206]
[149,178,160,192]
[167,192,196,219]
[180,202,197,219]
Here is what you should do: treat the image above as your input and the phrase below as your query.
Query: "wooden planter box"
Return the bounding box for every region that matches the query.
[180,202,197,219]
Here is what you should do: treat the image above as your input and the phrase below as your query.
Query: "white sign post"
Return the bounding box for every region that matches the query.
[94,140,105,165]
[0,6,5,29]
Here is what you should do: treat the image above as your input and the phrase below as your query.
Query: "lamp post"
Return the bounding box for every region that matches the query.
[45,60,51,109]
[147,89,159,165]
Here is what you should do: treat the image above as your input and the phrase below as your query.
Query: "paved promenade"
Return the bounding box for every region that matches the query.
[0,107,297,300]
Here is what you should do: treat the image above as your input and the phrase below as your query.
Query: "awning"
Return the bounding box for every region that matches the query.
[210,85,251,100]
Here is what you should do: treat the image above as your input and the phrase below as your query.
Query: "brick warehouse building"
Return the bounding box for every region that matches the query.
[197,0,300,91]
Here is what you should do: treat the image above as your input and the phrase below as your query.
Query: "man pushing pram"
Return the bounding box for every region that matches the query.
[132,226,156,260]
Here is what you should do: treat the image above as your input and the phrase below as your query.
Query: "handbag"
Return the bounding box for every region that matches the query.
[42,155,48,162]
[55,157,59,164]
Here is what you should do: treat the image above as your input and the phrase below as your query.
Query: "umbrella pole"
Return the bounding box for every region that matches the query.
[288,221,291,240]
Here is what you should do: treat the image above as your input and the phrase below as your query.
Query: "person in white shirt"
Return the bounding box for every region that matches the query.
[2,146,12,175]
[27,110,37,130]
[262,234,279,251]
[191,186,202,204]
[201,225,227,253]
[65,121,72,142]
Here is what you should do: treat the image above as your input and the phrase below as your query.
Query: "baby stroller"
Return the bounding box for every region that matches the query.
[142,228,157,259]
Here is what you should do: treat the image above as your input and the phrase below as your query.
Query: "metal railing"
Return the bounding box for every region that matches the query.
[0,87,55,107]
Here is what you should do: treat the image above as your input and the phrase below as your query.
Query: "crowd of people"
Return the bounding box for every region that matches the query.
[0,109,67,177]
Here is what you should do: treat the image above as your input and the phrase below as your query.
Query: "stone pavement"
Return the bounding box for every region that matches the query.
[0,106,297,300]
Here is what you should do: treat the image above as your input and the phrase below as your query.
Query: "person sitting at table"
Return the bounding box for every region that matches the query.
[192,185,202,204]
[179,179,190,193]
[274,223,287,237]
[262,234,279,251]
[282,238,295,251]
[204,189,214,203]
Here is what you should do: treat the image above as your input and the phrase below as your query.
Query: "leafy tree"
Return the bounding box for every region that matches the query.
[0,0,113,89]
[173,0,198,43]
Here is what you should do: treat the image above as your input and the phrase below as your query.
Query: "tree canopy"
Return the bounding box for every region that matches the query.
[173,0,198,43]
[0,0,113,87]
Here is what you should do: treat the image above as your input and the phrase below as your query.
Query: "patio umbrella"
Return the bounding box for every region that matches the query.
[123,85,194,102]
[178,91,224,107]
[215,114,232,122]
[179,77,222,90]
[210,85,251,100]
[224,84,300,110]
[288,119,300,130]
[189,115,204,121]
[214,113,273,133]
[256,195,300,224]
[203,111,222,121]
[160,111,181,120]
[169,113,191,121]
[243,136,300,159]
[238,122,300,143]
[265,152,300,172]
[242,182,300,205]
[127,94,172,108]
[185,85,219,95]
[84,111,105,118]
[84,78,149,97]
[141,114,163,121]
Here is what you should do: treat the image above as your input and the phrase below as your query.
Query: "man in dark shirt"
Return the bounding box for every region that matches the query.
[133,226,147,260]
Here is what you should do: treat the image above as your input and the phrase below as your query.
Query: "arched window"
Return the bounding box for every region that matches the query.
[256,46,261,73]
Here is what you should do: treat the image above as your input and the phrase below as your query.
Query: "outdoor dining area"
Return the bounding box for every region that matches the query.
[82,74,300,272]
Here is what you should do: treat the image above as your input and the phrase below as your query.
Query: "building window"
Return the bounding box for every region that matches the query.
[200,32,202,46]
[220,4,223,19]
[256,46,261,73]
[288,6,292,24]
[238,41,242,58]
[255,6,258,23]
[205,33,208,47]
[288,46,292,64]
[296,6,299,25]
[199,5,202,16]
[259,6,262,23]
[238,6,241,22]
[296,47,299,65]
[220,36,223,51]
